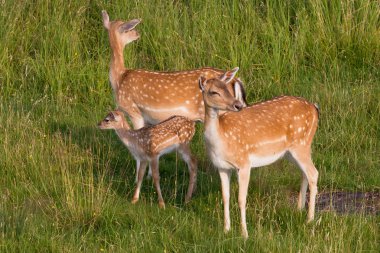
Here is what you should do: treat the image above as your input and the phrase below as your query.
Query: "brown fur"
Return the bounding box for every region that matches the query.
[200,70,319,239]
[99,111,197,208]
[102,11,247,128]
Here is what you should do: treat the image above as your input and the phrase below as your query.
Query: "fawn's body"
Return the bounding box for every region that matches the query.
[99,111,197,208]
[199,68,319,238]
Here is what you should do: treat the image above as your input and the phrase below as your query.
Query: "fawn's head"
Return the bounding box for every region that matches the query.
[199,67,244,112]
[98,111,130,130]
[102,10,141,48]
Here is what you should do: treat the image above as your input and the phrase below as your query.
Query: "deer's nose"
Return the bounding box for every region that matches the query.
[131,29,139,37]
[233,101,243,111]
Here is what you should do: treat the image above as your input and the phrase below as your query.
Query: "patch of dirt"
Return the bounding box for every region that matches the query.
[291,191,380,215]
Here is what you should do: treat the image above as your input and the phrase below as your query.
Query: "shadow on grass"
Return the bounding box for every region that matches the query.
[289,191,380,215]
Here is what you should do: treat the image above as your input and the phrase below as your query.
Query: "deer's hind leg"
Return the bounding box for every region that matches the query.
[289,147,319,222]
[117,102,145,129]
[178,144,198,203]
[150,156,165,209]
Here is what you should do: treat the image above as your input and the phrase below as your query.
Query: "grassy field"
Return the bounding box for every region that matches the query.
[1,0,379,252]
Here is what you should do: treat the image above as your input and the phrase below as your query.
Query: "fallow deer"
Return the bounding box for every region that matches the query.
[199,68,319,239]
[101,10,247,127]
[102,10,246,180]
[98,111,197,208]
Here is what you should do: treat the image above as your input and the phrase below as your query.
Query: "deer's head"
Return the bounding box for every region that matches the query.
[98,110,130,130]
[199,67,244,112]
[102,10,141,49]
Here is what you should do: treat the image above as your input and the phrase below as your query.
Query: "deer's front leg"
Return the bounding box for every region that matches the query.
[237,167,251,239]
[219,169,232,233]
[132,160,148,204]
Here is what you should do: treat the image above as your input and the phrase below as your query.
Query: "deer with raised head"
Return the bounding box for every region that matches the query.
[98,111,197,208]
[198,68,319,239]
[102,10,246,181]
[102,10,246,128]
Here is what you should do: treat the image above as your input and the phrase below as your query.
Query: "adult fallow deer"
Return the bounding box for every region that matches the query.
[199,68,319,239]
[102,10,247,129]
[102,10,247,181]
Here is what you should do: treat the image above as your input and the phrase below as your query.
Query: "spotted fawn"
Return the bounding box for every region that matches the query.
[99,111,197,208]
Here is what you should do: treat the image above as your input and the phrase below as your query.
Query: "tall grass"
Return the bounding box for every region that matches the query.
[1,0,379,252]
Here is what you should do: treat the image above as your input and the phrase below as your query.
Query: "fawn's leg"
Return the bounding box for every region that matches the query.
[178,144,198,203]
[132,160,148,204]
[150,156,165,208]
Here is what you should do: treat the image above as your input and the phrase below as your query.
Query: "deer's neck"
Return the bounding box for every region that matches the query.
[114,126,145,160]
[113,119,133,146]
[114,128,131,146]
[204,105,235,170]
[109,42,126,91]
[203,105,222,144]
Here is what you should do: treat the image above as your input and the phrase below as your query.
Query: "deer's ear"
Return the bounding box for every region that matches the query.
[107,111,116,120]
[220,67,239,83]
[233,79,247,107]
[198,76,207,92]
[116,110,127,119]
[119,19,141,33]
[102,10,110,30]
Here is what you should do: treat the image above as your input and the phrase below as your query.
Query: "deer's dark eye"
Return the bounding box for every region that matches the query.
[209,91,220,96]
[105,118,110,122]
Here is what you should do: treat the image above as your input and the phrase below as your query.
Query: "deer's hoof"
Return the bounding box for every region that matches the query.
[158,201,166,209]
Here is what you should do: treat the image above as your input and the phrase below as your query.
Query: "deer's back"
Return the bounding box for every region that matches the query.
[133,116,195,155]
[116,68,237,123]
[219,96,319,148]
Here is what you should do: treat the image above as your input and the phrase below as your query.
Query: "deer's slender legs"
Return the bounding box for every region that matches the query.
[178,144,198,203]
[132,160,148,204]
[150,156,165,208]
[237,167,251,239]
[297,173,308,210]
[219,169,232,232]
[290,147,319,222]
[134,160,140,183]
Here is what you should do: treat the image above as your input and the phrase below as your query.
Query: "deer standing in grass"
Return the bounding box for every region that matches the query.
[102,11,246,180]
[98,111,197,208]
[101,10,246,127]
[199,68,319,239]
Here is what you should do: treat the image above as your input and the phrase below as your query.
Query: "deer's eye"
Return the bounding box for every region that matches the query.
[105,118,110,122]
[209,91,220,96]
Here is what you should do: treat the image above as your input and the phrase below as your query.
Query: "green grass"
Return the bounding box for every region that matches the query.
[1,0,379,252]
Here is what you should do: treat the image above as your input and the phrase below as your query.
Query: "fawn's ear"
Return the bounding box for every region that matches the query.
[110,110,123,120]
[119,19,141,33]
[198,76,207,92]
[102,10,110,30]
[220,67,239,83]
[106,111,115,120]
